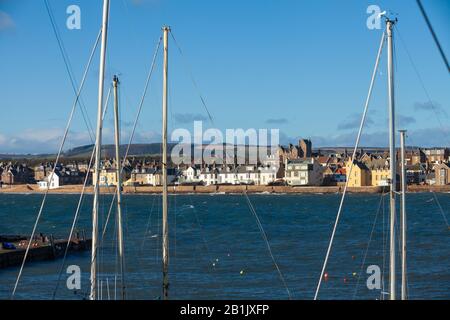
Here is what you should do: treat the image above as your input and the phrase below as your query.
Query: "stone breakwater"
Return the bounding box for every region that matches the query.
[1,184,449,194]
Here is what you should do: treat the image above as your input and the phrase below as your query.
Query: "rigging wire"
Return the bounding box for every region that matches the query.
[121,36,162,166]
[244,194,292,299]
[89,35,162,269]
[394,25,450,147]
[169,30,292,298]
[352,192,387,299]
[314,29,386,300]
[133,193,159,294]
[169,31,214,123]
[394,25,450,232]
[416,0,450,73]
[432,192,450,229]
[52,87,112,299]
[11,28,104,299]
[185,196,226,296]
[82,33,162,298]
[43,0,96,142]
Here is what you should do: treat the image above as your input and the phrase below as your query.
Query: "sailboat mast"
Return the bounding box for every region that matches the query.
[386,18,397,301]
[90,0,110,301]
[113,75,126,300]
[161,25,170,300]
[400,129,407,300]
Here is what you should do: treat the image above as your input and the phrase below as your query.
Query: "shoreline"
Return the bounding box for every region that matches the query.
[1,184,449,195]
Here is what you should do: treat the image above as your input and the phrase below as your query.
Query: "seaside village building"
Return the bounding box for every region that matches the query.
[0,163,34,186]
[284,158,323,186]
[278,139,326,186]
[345,155,403,187]
[406,163,427,185]
[92,159,132,187]
[37,165,88,189]
[367,158,391,187]
[179,162,279,186]
[125,167,177,186]
[345,160,371,187]
[423,148,449,164]
[276,139,312,163]
[434,162,450,186]
[177,153,282,186]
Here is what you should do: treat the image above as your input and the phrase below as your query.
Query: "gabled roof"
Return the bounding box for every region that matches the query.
[316,156,330,164]
[335,167,346,175]
[366,158,390,170]
[347,160,369,171]
[434,162,450,170]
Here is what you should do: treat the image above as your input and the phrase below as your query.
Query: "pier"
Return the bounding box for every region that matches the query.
[0,233,91,269]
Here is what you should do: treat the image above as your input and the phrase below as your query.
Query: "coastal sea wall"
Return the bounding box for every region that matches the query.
[1,184,449,195]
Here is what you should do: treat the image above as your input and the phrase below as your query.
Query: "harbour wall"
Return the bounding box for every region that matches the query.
[1,184,449,195]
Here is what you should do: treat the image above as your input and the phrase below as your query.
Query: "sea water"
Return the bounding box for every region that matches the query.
[0,193,449,300]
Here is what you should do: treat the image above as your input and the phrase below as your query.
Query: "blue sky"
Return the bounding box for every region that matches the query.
[0,0,449,154]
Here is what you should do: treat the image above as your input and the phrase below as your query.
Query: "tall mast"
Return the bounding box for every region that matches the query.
[400,129,407,300]
[113,75,126,300]
[90,0,110,301]
[161,25,170,300]
[386,18,397,301]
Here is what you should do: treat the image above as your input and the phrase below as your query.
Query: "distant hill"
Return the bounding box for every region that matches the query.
[0,143,174,161]
[62,143,177,158]
[0,153,54,161]
[1,143,265,161]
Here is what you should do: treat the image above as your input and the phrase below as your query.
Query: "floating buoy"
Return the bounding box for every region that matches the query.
[240,270,245,275]
[216,258,219,262]
[212,263,216,267]
[352,272,357,277]
[324,272,329,281]
[227,253,231,257]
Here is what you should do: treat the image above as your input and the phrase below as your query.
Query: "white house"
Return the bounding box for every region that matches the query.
[147,169,177,186]
[284,158,323,186]
[214,166,232,185]
[198,167,219,185]
[38,173,60,189]
[180,166,201,183]
[259,165,278,185]
[233,166,258,184]
[191,163,279,186]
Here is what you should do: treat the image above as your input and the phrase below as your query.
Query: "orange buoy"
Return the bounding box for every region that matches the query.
[324,272,329,281]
